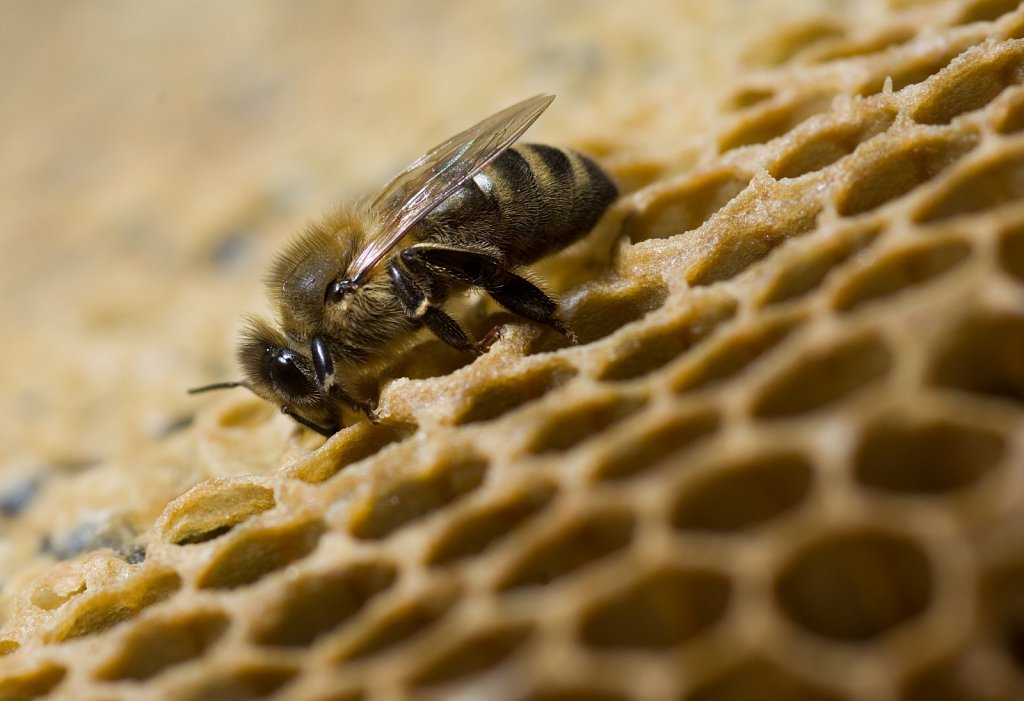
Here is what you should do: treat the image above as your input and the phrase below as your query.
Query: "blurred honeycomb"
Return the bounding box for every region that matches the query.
[4,1,1024,700]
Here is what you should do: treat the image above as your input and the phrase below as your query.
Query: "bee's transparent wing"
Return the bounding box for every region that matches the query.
[345,94,555,283]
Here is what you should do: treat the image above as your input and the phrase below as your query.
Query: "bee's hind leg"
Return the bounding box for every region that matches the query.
[400,245,577,344]
[387,260,480,355]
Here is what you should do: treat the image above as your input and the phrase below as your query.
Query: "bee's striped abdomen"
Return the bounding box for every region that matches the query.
[481,143,618,265]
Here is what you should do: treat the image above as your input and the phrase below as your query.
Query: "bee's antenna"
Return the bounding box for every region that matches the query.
[188,381,249,395]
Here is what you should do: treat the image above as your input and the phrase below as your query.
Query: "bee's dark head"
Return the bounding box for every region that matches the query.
[230,318,341,436]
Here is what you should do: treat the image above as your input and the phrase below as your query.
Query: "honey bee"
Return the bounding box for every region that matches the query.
[192,94,617,435]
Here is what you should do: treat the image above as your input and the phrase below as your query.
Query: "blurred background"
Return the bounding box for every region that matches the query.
[0,1,869,477]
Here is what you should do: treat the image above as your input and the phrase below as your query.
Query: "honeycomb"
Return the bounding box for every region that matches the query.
[4,1,1024,700]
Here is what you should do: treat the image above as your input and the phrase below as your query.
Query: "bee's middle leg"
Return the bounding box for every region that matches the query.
[400,245,576,343]
[387,260,479,354]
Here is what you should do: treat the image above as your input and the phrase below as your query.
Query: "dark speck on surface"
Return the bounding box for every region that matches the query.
[51,457,101,474]
[41,517,141,562]
[156,413,195,438]
[210,229,253,271]
[0,475,43,517]
[125,545,147,564]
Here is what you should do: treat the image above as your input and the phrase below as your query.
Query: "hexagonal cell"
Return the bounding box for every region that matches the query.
[287,420,417,483]
[47,569,182,643]
[607,156,666,196]
[995,87,1024,134]
[751,332,892,418]
[408,623,533,688]
[956,0,1021,23]
[901,653,1006,701]
[214,397,276,430]
[30,574,87,612]
[981,560,1024,668]
[913,144,1024,224]
[349,452,487,541]
[887,0,943,9]
[195,517,325,590]
[775,529,933,641]
[250,561,398,647]
[285,687,364,701]
[520,689,628,701]
[158,478,275,546]
[832,238,972,313]
[1005,8,1024,39]
[452,363,576,425]
[857,47,965,96]
[579,566,731,649]
[725,86,776,111]
[498,509,635,592]
[854,415,1005,494]
[742,19,845,67]
[521,323,584,355]
[524,393,647,456]
[719,94,835,153]
[590,408,720,482]
[998,219,1024,282]
[686,184,823,287]
[595,301,737,383]
[769,107,896,180]
[758,224,881,307]
[834,131,978,217]
[94,609,230,681]
[175,663,298,701]
[561,281,669,346]
[928,310,1024,405]
[804,26,915,63]
[685,658,845,701]
[333,586,458,663]
[911,41,1024,125]
[672,312,803,393]
[380,336,478,383]
[628,169,751,243]
[0,662,66,700]
[426,480,557,566]
[671,452,813,533]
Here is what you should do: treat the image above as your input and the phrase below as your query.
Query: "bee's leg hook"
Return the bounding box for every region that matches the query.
[358,400,381,425]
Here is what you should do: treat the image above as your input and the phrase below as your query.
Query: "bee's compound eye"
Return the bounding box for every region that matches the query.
[325,278,356,305]
[264,346,315,399]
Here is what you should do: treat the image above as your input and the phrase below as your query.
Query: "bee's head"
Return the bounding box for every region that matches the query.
[187,318,341,436]
[238,318,340,436]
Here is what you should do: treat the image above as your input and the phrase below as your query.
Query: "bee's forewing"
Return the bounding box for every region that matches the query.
[346,94,555,282]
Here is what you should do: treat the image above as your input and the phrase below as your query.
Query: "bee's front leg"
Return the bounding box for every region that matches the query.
[387,260,480,354]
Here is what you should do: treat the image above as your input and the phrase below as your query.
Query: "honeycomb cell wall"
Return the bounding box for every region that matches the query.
[3,2,1024,700]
